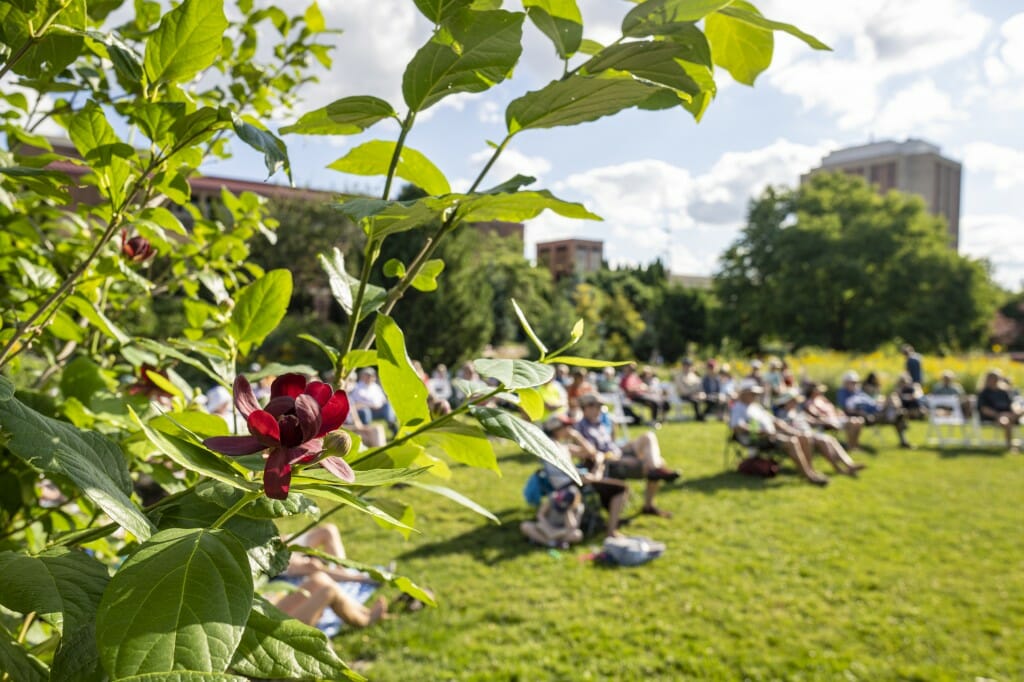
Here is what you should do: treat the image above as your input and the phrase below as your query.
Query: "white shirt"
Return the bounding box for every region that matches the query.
[729,400,776,435]
[349,380,388,409]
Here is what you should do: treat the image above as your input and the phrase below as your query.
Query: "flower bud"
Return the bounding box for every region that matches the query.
[121,230,155,263]
[323,431,353,458]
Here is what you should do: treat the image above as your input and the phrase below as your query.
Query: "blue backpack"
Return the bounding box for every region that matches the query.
[522,468,554,506]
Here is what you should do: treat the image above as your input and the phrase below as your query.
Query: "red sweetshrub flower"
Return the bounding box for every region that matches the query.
[121,229,155,262]
[204,373,355,499]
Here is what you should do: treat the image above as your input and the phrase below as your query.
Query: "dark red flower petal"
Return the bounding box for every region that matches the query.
[271,373,307,399]
[305,381,333,407]
[316,391,350,437]
[265,395,295,418]
[278,414,304,447]
[294,394,322,442]
[263,447,292,499]
[203,435,265,456]
[290,439,323,464]
[247,409,281,445]
[233,375,260,418]
[320,455,355,483]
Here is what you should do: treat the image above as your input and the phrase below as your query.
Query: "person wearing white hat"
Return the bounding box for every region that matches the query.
[837,371,911,448]
[730,379,829,486]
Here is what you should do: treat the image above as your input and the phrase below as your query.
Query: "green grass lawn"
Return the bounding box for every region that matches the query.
[325,421,1023,681]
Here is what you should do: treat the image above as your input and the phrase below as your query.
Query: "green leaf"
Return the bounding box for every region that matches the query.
[456,189,600,222]
[328,140,450,196]
[293,485,417,533]
[471,407,580,484]
[716,4,830,51]
[383,258,407,278]
[408,481,499,523]
[622,0,732,36]
[704,0,773,85]
[130,408,255,492]
[0,548,109,681]
[291,547,434,607]
[473,358,554,389]
[335,196,451,240]
[412,0,473,24]
[195,481,319,519]
[583,41,704,98]
[304,1,326,31]
[403,9,525,112]
[375,315,430,426]
[318,248,387,322]
[227,269,293,350]
[298,333,340,367]
[60,356,113,403]
[342,349,378,371]
[543,355,632,368]
[578,38,604,55]
[96,528,253,678]
[280,95,397,136]
[506,74,657,133]
[415,422,499,472]
[232,115,292,183]
[516,387,545,420]
[0,397,154,541]
[66,102,132,205]
[0,637,47,682]
[230,597,353,680]
[112,674,247,681]
[411,259,445,292]
[64,294,131,345]
[292,466,428,488]
[0,375,13,401]
[524,0,582,59]
[511,298,548,355]
[143,0,228,85]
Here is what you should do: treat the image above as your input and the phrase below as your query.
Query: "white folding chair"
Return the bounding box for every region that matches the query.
[923,394,969,447]
[598,392,634,442]
[969,395,1015,447]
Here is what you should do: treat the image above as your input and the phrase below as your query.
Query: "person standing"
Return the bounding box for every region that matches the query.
[902,345,923,385]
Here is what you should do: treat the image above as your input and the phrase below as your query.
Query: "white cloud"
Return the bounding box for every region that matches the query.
[981,13,1024,110]
[870,79,966,137]
[761,0,989,131]
[960,214,1024,289]
[478,100,502,125]
[525,139,830,275]
[469,146,552,185]
[962,143,1024,191]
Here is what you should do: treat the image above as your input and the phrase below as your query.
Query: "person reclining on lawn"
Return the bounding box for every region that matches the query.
[541,414,629,537]
[802,382,864,450]
[730,379,829,486]
[837,371,911,448]
[574,393,680,518]
[977,369,1022,452]
[774,391,865,477]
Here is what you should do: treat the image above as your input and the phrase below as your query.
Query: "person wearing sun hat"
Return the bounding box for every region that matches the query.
[575,392,680,518]
[730,378,829,486]
[540,413,629,537]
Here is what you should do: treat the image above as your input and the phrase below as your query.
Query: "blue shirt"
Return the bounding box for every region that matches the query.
[906,354,923,384]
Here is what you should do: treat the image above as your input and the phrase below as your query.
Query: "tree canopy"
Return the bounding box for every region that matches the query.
[714,172,1000,353]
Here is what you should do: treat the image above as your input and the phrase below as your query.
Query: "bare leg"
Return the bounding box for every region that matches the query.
[605,491,627,537]
[844,418,862,450]
[643,480,659,508]
[780,437,827,485]
[275,572,386,628]
[304,525,345,559]
[630,432,666,469]
[520,521,551,545]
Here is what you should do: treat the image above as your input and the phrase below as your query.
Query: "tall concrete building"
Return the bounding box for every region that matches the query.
[536,238,603,280]
[803,139,962,248]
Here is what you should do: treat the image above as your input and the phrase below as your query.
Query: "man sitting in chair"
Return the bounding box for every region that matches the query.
[575,393,680,518]
[730,379,829,486]
[977,369,1022,452]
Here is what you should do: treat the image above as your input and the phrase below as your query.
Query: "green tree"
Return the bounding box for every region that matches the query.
[715,172,999,352]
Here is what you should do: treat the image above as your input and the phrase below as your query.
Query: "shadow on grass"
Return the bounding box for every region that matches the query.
[684,468,803,495]
[934,446,1008,458]
[396,506,540,566]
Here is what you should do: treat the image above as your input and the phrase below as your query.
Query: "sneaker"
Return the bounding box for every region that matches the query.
[647,467,680,482]
[641,505,673,518]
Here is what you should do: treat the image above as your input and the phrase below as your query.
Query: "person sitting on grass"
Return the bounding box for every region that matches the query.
[977,369,1022,452]
[520,486,584,549]
[775,391,865,477]
[272,524,389,630]
[802,382,864,451]
[575,393,680,518]
[541,414,629,537]
[730,379,829,486]
[837,371,911,448]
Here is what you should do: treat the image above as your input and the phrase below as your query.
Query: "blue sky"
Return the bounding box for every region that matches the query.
[206,0,1024,289]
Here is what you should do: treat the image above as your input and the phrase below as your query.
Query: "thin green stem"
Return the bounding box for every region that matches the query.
[282,500,346,546]
[382,111,416,200]
[0,0,73,84]
[0,495,81,541]
[340,238,379,371]
[467,134,512,193]
[211,491,259,529]
[16,612,35,644]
